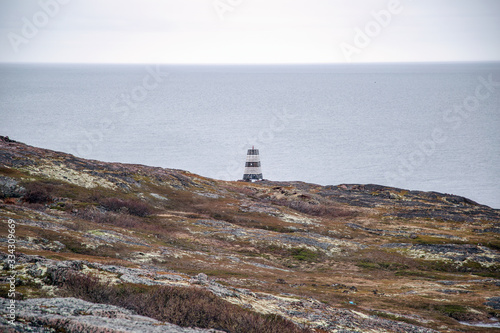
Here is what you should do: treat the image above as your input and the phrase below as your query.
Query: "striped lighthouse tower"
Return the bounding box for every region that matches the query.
[243,146,263,181]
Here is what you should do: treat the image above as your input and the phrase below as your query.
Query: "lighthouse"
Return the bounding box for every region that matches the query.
[243,146,263,181]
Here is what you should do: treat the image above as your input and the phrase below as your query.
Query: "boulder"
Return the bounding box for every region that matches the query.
[0,176,25,198]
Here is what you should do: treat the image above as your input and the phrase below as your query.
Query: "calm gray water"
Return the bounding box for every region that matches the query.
[1,63,499,208]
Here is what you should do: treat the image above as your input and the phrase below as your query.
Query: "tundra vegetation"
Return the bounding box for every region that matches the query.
[1,136,499,332]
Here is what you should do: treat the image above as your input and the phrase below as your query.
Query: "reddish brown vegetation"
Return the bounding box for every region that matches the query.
[23,182,53,204]
[59,272,315,333]
[76,206,142,228]
[99,197,153,217]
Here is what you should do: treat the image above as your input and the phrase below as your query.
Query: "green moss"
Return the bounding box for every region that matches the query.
[290,248,320,262]
[394,270,448,280]
[414,259,500,278]
[63,239,94,255]
[371,310,400,320]
[439,304,467,315]
[257,245,322,263]
[411,236,465,246]
[357,261,409,271]
[434,304,473,321]
[409,301,472,321]
[0,167,25,178]
[356,262,378,269]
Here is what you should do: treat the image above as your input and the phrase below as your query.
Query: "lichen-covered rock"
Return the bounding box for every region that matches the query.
[0,176,25,198]
[485,296,500,310]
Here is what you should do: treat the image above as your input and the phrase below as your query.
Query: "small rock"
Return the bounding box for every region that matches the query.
[437,280,456,286]
[150,193,168,200]
[191,273,209,285]
[208,283,237,297]
[197,273,209,284]
[27,264,44,278]
[438,289,472,294]
[485,296,500,309]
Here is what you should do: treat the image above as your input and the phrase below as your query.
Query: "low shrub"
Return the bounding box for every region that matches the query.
[23,182,53,204]
[485,241,500,251]
[58,271,314,333]
[76,206,141,228]
[99,197,153,217]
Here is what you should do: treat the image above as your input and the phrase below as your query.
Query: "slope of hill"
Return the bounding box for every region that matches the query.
[1,136,499,332]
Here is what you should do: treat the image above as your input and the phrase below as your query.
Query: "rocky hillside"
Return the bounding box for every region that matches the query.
[1,135,499,333]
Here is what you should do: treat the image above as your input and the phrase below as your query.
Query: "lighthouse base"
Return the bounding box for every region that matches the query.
[243,173,263,181]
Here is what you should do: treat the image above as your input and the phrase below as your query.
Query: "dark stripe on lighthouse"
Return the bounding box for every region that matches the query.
[247,149,259,155]
[243,173,263,180]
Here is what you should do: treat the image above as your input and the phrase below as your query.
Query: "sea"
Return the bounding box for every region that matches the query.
[0,62,499,208]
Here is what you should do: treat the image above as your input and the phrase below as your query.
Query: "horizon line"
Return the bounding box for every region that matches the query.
[1,60,500,66]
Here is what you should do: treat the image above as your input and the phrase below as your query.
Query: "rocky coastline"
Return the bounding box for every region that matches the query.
[1,136,499,332]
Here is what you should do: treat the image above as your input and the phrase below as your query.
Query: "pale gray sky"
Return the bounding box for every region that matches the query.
[0,0,499,63]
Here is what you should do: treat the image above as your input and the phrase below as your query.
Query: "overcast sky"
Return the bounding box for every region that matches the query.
[0,0,499,64]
